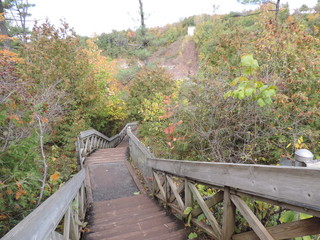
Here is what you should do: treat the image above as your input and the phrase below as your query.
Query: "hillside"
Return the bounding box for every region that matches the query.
[148,38,198,79]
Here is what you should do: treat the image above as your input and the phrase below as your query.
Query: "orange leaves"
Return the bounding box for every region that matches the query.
[164,124,175,135]
[158,111,174,120]
[15,182,27,200]
[41,118,49,123]
[0,49,24,64]
[6,189,13,195]
[0,34,12,42]
[163,95,171,105]
[50,172,60,181]
[8,114,20,121]
[0,214,8,220]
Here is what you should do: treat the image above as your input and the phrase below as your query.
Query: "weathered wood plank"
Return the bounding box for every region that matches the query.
[192,191,224,217]
[153,171,166,201]
[169,182,184,203]
[49,231,64,240]
[232,217,320,240]
[166,175,185,210]
[70,207,78,240]
[188,182,222,238]
[147,158,320,212]
[231,195,274,240]
[185,179,193,210]
[222,188,235,240]
[63,205,71,239]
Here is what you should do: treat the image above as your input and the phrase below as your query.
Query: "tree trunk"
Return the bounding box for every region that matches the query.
[138,0,148,47]
[0,0,10,49]
[275,0,280,19]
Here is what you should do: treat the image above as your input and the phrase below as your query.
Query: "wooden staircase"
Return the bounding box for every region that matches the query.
[85,195,186,240]
[84,145,187,240]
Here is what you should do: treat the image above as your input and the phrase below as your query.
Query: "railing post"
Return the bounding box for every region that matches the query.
[222,187,235,240]
[184,179,193,211]
[63,205,71,239]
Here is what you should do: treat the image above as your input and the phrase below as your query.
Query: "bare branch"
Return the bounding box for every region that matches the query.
[36,115,48,206]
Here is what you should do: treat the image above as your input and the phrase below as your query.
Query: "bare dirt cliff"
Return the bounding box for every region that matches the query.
[148,37,198,80]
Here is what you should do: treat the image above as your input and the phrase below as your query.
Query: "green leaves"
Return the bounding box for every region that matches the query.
[188,232,198,239]
[280,210,296,223]
[184,206,193,227]
[183,206,193,215]
[241,54,259,76]
[224,55,277,107]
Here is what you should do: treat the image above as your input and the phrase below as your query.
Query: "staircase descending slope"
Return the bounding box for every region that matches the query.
[84,144,187,240]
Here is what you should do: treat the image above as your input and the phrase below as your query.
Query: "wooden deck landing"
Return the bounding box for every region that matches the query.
[84,147,187,240]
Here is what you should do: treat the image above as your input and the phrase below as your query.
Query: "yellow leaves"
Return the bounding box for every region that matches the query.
[0,13,5,21]
[52,157,57,162]
[50,172,60,181]
[0,214,8,220]
[294,136,308,149]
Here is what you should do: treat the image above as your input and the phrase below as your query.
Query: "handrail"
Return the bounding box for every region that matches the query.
[77,122,138,168]
[2,169,86,240]
[147,158,320,213]
[126,127,320,240]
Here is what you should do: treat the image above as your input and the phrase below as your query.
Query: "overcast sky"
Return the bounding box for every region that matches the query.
[29,0,318,36]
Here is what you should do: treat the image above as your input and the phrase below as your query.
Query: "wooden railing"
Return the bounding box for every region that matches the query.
[76,122,138,168]
[2,123,137,240]
[127,127,320,240]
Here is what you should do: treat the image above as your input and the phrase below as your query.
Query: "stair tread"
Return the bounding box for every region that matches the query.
[86,221,179,240]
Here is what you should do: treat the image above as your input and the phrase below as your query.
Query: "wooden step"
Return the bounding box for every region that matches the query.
[84,194,187,240]
[90,211,167,229]
[89,217,176,238]
[86,222,179,240]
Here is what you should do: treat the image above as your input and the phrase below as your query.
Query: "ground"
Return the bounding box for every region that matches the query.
[148,37,199,80]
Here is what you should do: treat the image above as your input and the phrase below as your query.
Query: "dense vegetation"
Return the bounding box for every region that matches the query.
[0,0,319,237]
[136,5,320,164]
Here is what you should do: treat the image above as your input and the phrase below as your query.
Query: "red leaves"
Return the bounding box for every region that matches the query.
[158,111,174,120]
[164,124,175,134]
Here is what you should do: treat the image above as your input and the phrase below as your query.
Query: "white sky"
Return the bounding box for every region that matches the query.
[29,0,318,36]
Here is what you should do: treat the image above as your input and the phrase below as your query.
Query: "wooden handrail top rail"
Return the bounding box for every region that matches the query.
[79,122,138,140]
[147,158,320,214]
[2,169,85,240]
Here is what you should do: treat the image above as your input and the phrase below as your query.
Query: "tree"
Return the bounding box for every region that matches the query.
[299,4,309,12]
[2,0,35,42]
[238,0,281,19]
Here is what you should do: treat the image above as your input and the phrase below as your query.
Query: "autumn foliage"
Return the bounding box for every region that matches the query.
[0,22,127,236]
